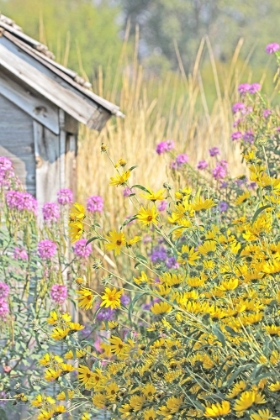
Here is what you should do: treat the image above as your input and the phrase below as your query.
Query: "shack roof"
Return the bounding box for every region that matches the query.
[0,14,123,131]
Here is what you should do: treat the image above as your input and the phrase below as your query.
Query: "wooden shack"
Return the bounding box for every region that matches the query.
[0,14,122,207]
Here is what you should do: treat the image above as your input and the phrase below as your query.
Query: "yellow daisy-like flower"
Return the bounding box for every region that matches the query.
[37,410,54,420]
[81,413,91,420]
[115,158,127,168]
[100,287,123,309]
[235,191,251,206]
[250,409,273,420]
[31,394,55,407]
[69,221,84,243]
[105,230,126,255]
[142,383,156,400]
[141,188,165,202]
[136,206,159,226]
[76,288,95,310]
[227,381,246,398]
[51,327,70,341]
[205,400,231,417]
[64,349,86,360]
[106,382,119,401]
[69,202,85,222]
[53,405,67,414]
[39,353,63,366]
[47,311,58,325]
[57,390,74,400]
[178,245,200,266]
[78,365,94,387]
[143,408,157,420]
[234,391,266,412]
[68,322,85,332]
[268,381,280,392]
[110,170,130,186]
[92,392,106,409]
[126,235,141,246]
[150,301,172,315]
[110,335,130,356]
[129,395,145,411]
[192,197,216,211]
[44,368,62,382]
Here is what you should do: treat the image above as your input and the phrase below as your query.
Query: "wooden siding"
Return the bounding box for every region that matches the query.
[0,94,35,195]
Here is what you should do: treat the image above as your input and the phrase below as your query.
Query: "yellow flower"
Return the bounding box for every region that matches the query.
[205,401,231,417]
[105,230,126,255]
[78,365,94,387]
[51,327,70,340]
[136,206,159,226]
[250,409,273,420]
[141,188,165,202]
[76,288,95,310]
[44,368,62,381]
[150,301,172,315]
[126,236,141,246]
[219,278,239,291]
[106,382,119,401]
[110,170,130,186]
[235,191,251,206]
[178,245,200,266]
[37,410,54,420]
[31,394,55,407]
[129,395,145,411]
[234,391,266,412]
[39,353,63,366]
[268,381,280,392]
[92,393,106,409]
[68,322,85,332]
[59,363,76,373]
[57,390,74,400]
[115,158,127,167]
[100,287,123,309]
[69,221,84,243]
[192,197,216,211]
[53,405,67,414]
[64,349,86,359]
[142,383,157,400]
[226,381,246,398]
[47,311,58,325]
[197,240,217,255]
[143,408,157,420]
[81,414,90,420]
[110,335,130,356]
[69,203,85,222]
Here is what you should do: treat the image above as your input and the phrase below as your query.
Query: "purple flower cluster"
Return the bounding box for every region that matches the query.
[166,256,179,269]
[57,188,73,205]
[238,83,261,94]
[232,102,246,114]
[197,160,208,170]
[50,284,68,304]
[231,130,255,144]
[120,294,130,306]
[263,109,272,118]
[87,195,104,213]
[6,191,38,214]
[212,160,228,180]
[158,200,167,212]
[42,202,60,222]
[209,147,220,157]
[156,140,175,155]
[266,43,280,54]
[218,201,229,213]
[171,153,189,170]
[96,301,116,321]
[123,187,133,197]
[0,156,14,187]
[73,239,92,258]
[150,246,167,263]
[13,247,28,261]
[0,282,9,320]
[38,239,57,259]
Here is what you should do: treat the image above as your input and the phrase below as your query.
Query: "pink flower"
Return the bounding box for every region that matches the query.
[123,187,133,197]
[212,164,227,180]
[57,189,73,205]
[249,83,261,94]
[50,284,67,304]
[42,202,60,222]
[0,283,9,298]
[232,103,246,114]
[209,147,220,157]
[0,157,13,172]
[231,131,243,141]
[266,43,280,54]
[38,240,57,259]
[0,299,9,319]
[197,160,208,170]
[238,83,251,94]
[156,140,175,155]
[87,196,104,213]
[13,247,28,261]
[73,239,92,258]
[158,200,167,212]
[6,191,37,214]
[263,109,272,118]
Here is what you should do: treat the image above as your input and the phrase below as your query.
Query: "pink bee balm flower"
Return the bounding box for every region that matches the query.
[38,239,57,259]
[231,131,243,141]
[0,299,9,319]
[158,200,167,212]
[13,247,28,261]
[156,140,175,155]
[42,202,60,222]
[238,83,251,94]
[50,284,68,304]
[57,188,73,205]
[0,283,9,298]
[87,195,104,213]
[209,147,220,157]
[0,157,13,172]
[266,43,280,54]
[212,164,227,180]
[197,160,208,170]
[73,239,92,258]
[232,103,246,114]
[249,83,261,94]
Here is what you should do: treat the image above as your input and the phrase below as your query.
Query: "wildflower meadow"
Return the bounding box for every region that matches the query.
[2,44,280,420]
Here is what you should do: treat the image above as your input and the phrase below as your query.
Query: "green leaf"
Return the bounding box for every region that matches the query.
[251,205,271,224]
[225,363,253,388]
[86,236,101,246]
[120,215,137,230]
[128,292,149,324]
[131,184,151,194]
[128,166,137,172]
[212,324,226,347]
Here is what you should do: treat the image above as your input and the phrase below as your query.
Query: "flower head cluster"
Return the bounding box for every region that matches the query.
[238,83,261,94]
[50,284,68,305]
[42,202,60,222]
[73,239,92,258]
[86,195,104,213]
[6,191,38,214]
[266,43,280,54]
[57,188,73,205]
[0,282,9,320]
[38,239,57,260]
[13,247,28,261]
[156,140,175,155]
[0,156,15,187]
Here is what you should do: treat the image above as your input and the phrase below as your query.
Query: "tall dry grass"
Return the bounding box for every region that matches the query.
[77,36,274,228]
